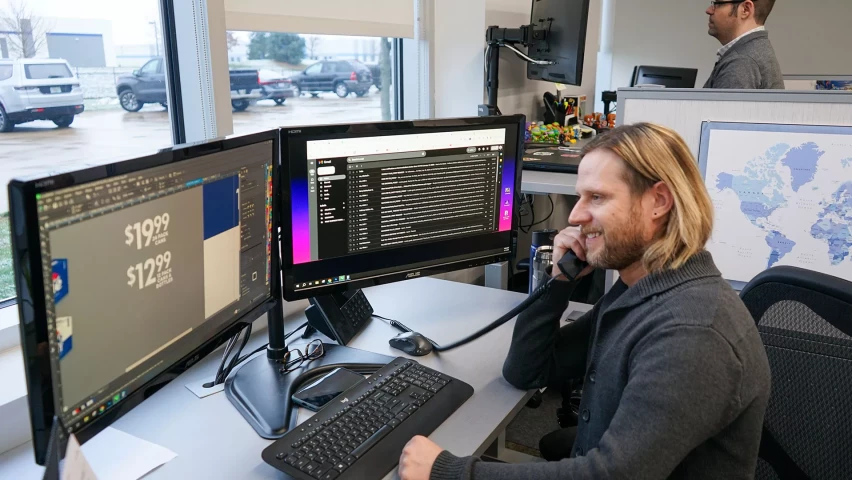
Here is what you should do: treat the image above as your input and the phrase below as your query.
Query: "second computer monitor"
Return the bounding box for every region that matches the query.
[631,65,699,88]
[280,116,526,300]
[8,130,280,464]
[527,0,591,86]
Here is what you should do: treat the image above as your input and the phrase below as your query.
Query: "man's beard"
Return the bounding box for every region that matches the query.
[584,210,647,271]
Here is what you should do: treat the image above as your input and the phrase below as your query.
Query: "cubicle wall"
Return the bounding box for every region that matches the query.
[617,89,852,157]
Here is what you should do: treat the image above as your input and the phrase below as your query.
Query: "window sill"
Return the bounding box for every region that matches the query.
[0,305,29,456]
[0,304,19,351]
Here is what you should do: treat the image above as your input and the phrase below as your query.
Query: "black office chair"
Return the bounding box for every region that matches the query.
[739,266,852,480]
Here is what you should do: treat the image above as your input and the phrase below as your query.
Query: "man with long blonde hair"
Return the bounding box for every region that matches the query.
[398,123,771,480]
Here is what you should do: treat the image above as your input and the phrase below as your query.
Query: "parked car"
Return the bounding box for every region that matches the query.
[0,58,84,132]
[116,57,262,112]
[258,69,296,105]
[290,60,373,98]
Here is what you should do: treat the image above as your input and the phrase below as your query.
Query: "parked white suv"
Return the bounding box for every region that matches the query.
[0,58,85,132]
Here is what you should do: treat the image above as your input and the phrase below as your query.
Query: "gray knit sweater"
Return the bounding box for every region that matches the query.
[703,30,784,89]
[430,251,771,480]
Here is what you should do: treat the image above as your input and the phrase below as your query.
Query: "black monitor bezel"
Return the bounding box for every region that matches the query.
[279,115,526,301]
[8,129,282,465]
[526,0,590,86]
[630,65,699,88]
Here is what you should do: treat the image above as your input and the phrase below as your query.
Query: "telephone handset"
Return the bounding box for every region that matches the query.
[556,251,589,282]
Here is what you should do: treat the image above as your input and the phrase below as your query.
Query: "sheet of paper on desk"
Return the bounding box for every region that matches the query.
[62,434,97,480]
[80,427,177,480]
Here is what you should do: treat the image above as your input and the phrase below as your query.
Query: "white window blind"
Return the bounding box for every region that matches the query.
[224,0,415,38]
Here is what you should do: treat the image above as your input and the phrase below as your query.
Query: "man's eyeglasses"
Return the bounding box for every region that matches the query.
[279,339,325,373]
[709,0,746,10]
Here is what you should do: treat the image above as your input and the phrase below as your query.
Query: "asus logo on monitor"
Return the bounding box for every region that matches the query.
[406,272,421,279]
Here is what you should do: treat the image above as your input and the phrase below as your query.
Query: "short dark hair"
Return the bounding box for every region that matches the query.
[753,0,776,24]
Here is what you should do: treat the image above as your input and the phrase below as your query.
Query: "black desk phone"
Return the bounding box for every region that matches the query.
[304,290,374,345]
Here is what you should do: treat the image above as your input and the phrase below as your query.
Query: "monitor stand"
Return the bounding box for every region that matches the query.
[224,303,393,439]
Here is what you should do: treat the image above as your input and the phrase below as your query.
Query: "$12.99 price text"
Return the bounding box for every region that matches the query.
[127,252,173,290]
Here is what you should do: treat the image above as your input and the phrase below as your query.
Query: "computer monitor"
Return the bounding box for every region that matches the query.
[7,130,281,464]
[279,115,525,300]
[526,0,590,86]
[631,65,699,88]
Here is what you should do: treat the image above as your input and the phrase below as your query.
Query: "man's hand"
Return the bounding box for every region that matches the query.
[552,226,594,279]
[399,435,444,480]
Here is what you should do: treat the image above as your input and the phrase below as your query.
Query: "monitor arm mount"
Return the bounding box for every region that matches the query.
[479,23,553,117]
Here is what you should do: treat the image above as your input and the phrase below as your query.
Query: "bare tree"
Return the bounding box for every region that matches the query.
[307,36,321,59]
[226,31,239,52]
[0,0,51,58]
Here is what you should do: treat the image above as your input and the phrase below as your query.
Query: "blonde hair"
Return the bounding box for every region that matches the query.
[582,123,714,272]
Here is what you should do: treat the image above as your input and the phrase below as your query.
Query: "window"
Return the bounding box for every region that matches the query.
[24,62,72,79]
[0,64,14,80]
[138,58,161,75]
[0,0,175,304]
[224,31,400,137]
[305,63,322,75]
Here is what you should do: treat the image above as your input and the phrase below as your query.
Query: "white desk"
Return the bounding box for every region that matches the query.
[521,169,578,196]
[0,278,593,479]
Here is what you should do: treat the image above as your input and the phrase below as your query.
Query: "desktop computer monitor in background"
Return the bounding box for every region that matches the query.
[631,65,699,88]
[280,116,525,301]
[526,0,590,86]
[7,130,280,464]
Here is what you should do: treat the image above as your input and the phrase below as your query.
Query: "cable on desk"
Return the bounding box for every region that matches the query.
[208,321,310,387]
[232,321,310,367]
[376,268,582,353]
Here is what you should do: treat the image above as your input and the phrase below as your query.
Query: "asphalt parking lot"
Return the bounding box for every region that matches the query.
[0,93,385,212]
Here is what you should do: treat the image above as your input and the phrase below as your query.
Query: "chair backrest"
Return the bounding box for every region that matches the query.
[739,266,852,480]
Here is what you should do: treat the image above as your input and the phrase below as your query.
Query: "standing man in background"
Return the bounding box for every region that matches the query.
[705,0,784,89]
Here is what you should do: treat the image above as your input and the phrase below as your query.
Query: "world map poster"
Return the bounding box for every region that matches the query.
[698,122,852,287]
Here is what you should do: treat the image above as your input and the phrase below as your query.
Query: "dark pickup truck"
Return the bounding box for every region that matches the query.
[116,57,262,112]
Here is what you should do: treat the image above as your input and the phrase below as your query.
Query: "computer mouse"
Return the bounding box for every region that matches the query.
[388,331,434,356]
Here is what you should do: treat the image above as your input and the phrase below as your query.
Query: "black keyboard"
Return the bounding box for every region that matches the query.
[262,358,474,479]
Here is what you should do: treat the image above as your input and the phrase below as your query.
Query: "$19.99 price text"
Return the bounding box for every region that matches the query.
[125,213,170,250]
